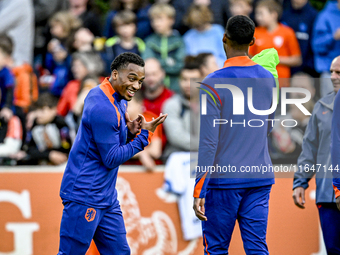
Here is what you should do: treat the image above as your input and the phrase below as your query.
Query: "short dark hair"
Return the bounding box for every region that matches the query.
[0,34,13,56]
[113,10,136,27]
[225,15,255,46]
[196,53,214,67]
[110,52,145,72]
[35,93,59,109]
[182,55,201,71]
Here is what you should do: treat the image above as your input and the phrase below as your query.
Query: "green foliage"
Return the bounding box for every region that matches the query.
[310,0,327,11]
[94,0,110,14]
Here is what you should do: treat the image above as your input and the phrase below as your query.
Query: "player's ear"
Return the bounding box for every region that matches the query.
[222,34,227,44]
[111,69,118,80]
[249,37,255,46]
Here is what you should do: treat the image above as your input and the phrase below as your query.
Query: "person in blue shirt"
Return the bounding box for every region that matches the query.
[57,52,167,255]
[312,0,340,97]
[293,56,340,255]
[281,0,318,77]
[193,15,276,255]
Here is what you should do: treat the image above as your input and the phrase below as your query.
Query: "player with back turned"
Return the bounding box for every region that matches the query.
[57,52,167,255]
[193,15,276,254]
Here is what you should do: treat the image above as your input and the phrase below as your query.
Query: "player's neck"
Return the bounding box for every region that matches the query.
[226,51,249,59]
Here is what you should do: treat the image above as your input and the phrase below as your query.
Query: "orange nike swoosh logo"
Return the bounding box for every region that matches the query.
[323,111,329,114]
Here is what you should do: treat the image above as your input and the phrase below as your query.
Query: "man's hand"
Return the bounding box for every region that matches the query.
[336,196,340,211]
[125,112,142,135]
[10,151,27,161]
[193,198,207,221]
[49,151,68,165]
[139,113,167,133]
[0,107,13,122]
[292,187,306,209]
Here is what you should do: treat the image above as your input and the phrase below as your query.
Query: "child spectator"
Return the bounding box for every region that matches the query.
[229,0,253,17]
[196,52,219,78]
[57,52,104,117]
[162,56,201,159]
[312,0,340,97]
[249,0,302,87]
[128,91,163,171]
[11,93,71,165]
[69,75,99,133]
[71,28,95,53]
[183,4,226,68]
[0,34,39,146]
[41,11,81,96]
[281,0,318,77]
[0,34,15,123]
[0,92,22,158]
[104,0,153,40]
[172,0,231,35]
[104,10,145,76]
[143,3,185,93]
[69,0,102,37]
[270,99,314,164]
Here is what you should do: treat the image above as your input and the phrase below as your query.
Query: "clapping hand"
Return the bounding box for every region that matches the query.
[139,113,168,133]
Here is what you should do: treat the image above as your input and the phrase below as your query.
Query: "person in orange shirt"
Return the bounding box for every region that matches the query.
[249,0,302,87]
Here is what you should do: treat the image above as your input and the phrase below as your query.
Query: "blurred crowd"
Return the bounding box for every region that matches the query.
[0,0,339,168]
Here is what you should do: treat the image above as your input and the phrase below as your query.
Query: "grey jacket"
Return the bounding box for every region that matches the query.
[293,92,336,203]
[162,94,199,160]
[0,0,34,65]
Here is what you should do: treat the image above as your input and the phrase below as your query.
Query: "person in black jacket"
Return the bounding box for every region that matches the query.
[11,93,72,165]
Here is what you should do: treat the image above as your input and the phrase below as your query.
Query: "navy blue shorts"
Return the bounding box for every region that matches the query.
[318,203,340,255]
[202,185,272,255]
[57,200,130,255]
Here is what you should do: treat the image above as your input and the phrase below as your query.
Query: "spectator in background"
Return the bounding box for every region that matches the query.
[70,27,95,53]
[104,10,145,76]
[183,4,226,68]
[0,92,22,159]
[104,0,153,40]
[0,0,34,66]
[41,11,82,96]
[229,0,253,17]
[290,72,316,101]
[69,0,102,37]
[128,91,163,171]
[0,35,15,124]
[172,0,230,35]
[162,56,200,159]
[293,56,340,255]
[70,76,98,131]
[33,0,68,67]
[143,58,173,148]
[143,3,185,93]
[249,0,302,88]
[0,34,39,146]
[312,0,340,97]
[143,58,173,116]
[57,51,104,117]
[270,99,314,164]
[281,0,318,77]
[196,52,219,78]
[11,93,71,165]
